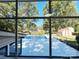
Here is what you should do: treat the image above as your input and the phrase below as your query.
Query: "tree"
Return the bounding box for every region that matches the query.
[0,2,38,33]
[18,2,39,33]
[18,2,39,17]
[0,19,15,32]
[18,19,37,33]
[0,2,15,17]
[43,1,77,33]
[0,2,15,32]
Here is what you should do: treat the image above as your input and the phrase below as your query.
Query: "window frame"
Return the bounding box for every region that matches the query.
[0,0,79,58]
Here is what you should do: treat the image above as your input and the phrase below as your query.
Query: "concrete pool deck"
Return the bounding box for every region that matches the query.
[0,31,26,48]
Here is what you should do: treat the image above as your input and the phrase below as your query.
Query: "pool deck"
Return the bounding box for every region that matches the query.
[0,36,15,48]
[0,31,26,48]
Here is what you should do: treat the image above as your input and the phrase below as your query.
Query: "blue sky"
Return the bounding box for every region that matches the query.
[34,1,46,27]
[35,1,79,27]
[75,1,79,14]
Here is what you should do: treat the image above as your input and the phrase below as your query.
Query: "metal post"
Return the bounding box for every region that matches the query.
[7,44,10,56]
[19,37,22,55]
[49,0,52,56]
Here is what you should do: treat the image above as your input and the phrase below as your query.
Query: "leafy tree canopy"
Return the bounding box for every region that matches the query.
[43,1,78,33]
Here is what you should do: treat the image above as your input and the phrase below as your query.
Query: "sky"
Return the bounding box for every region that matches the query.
[75,1,79,14]
[35,1,79,27]
[34,1,46,27]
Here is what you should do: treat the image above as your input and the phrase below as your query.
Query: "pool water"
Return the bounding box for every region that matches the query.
[19,35,79,56]
[21,36,49,56]
[10,35,79,56]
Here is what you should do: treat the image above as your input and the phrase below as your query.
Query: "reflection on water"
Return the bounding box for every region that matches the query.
[33,44,43,52]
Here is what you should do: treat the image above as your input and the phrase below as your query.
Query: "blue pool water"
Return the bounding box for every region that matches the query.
[19,35,79,56]
[21,36,49,56]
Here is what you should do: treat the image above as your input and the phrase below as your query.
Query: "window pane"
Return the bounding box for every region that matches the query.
[18,1,49,17]
[44,1,79,16]
[17,19,49,56]
[0,19,15,56]
[51,18,79,57]
[0,2,16,17]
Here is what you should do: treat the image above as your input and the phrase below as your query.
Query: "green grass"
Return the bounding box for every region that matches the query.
[54,35,76,41]
[31,30,45,35]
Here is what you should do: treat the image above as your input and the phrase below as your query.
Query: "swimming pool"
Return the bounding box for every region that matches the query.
[19,35,79,57]
[9,35,79,57]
